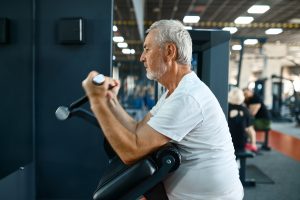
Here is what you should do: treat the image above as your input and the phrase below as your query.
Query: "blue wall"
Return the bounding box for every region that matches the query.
[0,0,113,199]
[0,0,34,180]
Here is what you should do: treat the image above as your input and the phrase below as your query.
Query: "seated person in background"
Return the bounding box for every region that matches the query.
[228,88,258,152]
[243,88,271,130]
[82,20,243,200]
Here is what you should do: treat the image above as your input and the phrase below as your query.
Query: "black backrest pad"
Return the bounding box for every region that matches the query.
[93,143,181,200]
[93,157,157,200]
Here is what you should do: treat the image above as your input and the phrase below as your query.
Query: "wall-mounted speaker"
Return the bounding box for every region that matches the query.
[58,17,85,45]
[0,18,9,44]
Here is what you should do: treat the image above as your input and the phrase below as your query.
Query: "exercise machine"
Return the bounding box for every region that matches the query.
[271,74,300,125]
[55,74,181,200]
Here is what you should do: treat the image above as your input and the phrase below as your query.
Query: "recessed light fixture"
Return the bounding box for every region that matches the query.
[113,25,118,32]
[265,28,283,35]
[113,36,124,43]
[117,42,128,48]
[289,18,300,24]
[244,39,258,45]
[183,16,200,23]
[234,16,254,24]
[130,49,135,54]
[122,48,135,55]
[122,49,131,54]
[222,27,238,34]
[232,44,242,50]
[247,5,270,14]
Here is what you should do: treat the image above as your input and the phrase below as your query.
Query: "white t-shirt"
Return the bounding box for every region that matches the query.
[148,72,244,200]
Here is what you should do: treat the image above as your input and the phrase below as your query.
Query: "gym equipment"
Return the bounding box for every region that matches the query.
[255,128,271,151]
[271,75,300,125]
[93,143,180,200]
[55,74,105,121]
[236,151,256,187]
[55,77,181,200]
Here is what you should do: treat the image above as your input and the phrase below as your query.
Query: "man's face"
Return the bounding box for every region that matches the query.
[140,30,167,80]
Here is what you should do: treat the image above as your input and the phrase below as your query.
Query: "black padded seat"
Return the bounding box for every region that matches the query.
[56,105,181,200]
[93,143,181,200]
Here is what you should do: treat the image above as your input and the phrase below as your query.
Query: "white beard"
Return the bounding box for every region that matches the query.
[146,62,167,81]
[146,70,156,80]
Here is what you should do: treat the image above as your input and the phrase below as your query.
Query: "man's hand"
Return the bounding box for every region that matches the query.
[107,79,120,100]
[82,71,120,105]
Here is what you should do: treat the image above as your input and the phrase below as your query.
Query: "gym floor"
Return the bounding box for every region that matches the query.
[244,121,300,200]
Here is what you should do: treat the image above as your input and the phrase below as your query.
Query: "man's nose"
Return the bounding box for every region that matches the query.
[140,54,145,62]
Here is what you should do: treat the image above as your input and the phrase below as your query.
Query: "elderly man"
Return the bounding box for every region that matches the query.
[82,20,243,200]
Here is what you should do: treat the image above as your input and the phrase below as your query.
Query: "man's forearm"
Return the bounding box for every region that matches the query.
[90,101,141,164]
[108,97,138,132]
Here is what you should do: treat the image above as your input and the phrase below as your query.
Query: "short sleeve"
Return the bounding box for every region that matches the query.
[147,94,203,142]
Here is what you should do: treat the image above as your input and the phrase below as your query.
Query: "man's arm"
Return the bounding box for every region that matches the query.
[107,95,139,132]
[91,101,170,165]
[83,71,170,165]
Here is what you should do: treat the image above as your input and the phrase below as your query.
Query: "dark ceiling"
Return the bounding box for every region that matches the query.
[113,0,300,61]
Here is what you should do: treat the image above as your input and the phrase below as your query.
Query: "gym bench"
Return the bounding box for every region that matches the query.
[235,151,256,187]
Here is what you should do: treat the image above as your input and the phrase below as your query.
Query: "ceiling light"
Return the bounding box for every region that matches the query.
[232,45,242,50]
[244,39,258,45]
[289,18,300,24]
[113,55,116,60]
[222,27,238,34]
[113,36,124,43]
[117,42,128,48]
[234,16,254,24]
[247,5,270,14]
[122,49,131,54]
[265,28,283,35]
[113,25,118,32]
[183,16,200,23]
[130,49,135,54]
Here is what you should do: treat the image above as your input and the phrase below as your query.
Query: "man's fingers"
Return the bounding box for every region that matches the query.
[89,70,99,78]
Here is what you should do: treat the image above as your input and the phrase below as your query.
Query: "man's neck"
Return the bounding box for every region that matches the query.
[159,63,191,95]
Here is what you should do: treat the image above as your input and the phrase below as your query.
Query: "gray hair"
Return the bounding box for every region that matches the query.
[228,87,245,105]
[146,20,193,66]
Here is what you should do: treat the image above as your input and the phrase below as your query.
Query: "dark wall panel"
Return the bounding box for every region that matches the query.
[35,0,113,199]
[0,0,33,180]
[0,163,35,200]
[0,0,34,199]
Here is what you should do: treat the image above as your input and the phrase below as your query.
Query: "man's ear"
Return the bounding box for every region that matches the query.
[165,43,177,61]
